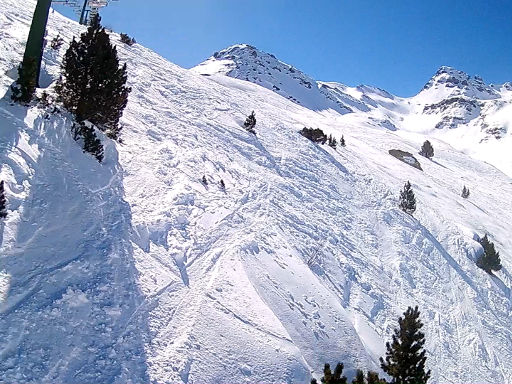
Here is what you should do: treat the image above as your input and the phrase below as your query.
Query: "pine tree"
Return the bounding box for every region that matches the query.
[477,234,502,274]
[244,111,257,134]
[311,363,347,384]
[380,306,431,384]
[352,370,365,384]
[340,135,346,147]
[0,180,7,219]
[56,15,131,140]
[399,181,416,215]
[366,371,387,384]
[201,175,208,185]
[352,370,387,384]
[461,185,470,199]
[11,57,38,104]
[73,123,104,162]
[419,140,434,159]
[328,134,337,149]
[220,179,225,190]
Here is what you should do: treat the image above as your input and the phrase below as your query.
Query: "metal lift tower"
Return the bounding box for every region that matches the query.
[20,0,117,90]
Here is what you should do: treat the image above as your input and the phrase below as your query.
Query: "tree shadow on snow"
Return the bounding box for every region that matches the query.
[0,113,151,383]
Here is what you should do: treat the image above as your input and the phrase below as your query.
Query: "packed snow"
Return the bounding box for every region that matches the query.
[1,1,511,383]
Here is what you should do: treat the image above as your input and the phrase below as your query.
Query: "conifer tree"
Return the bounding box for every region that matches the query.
[352,370,387,384]
[461,186,470,199]
[399,181,416,215]
[220,179,225,190]
[72,123,104,162]
[353,370,365,384]
[328,134,338,149]
[311,363,347,384]
[244,111,257,134]
[202,175,208,185]
[340,135,346,147]
[380,306,431,384]
[56,15,130,140]
[419,140,434,159]
[0,180,7,219]
[477,234,502,274]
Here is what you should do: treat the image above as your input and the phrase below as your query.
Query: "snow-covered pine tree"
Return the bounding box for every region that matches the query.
[244,111,257,134]
[477,234,502,274]
[220,179,225,190]
[56,15,131,140]
[399,181,416,215]
[419,140,434,159]
[340,135,346,147]
[311,363,347,384]
[380,306,431,384]
[461,185,470,198]
[201,175,208,185]
[0,180,7,219]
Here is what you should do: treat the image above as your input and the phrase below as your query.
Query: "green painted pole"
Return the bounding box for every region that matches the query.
[79,0,88,25]
[22,0,52,87]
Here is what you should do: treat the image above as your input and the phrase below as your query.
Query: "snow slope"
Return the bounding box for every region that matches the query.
[1,2,512,383]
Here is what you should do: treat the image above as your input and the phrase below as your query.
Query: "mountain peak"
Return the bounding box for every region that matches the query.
[420,66,499,100]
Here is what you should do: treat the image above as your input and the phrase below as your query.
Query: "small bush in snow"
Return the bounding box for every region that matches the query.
[300,127,327,144]
[244,111,256,134]
[310,363,347,384]
[50,34,64,50]
[0,180,7,219]
[477,234,502,274]
[39,91,53,108]
[72,123,104,162]
[419,140,434,159]
[461,185,470,198]
[120,33,136,46]
[328,134,337,149]
[201,175,208,185]
[399,181,416,215]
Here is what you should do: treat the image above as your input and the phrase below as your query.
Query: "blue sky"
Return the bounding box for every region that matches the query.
[53,0,512,96]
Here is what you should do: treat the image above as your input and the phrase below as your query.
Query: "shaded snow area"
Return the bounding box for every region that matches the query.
[1,1,512,383]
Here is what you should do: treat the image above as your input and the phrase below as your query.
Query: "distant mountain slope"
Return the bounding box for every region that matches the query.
[194,47,512,177]
[1,2,512,384]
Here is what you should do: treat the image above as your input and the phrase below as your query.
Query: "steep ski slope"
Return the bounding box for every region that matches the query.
[1,2,512,383]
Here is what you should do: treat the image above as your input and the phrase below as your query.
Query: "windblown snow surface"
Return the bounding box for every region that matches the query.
[1,2,512,383]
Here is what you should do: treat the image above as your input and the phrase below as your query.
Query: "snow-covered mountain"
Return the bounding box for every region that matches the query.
[194,47,512,177]
[1,1,512,383]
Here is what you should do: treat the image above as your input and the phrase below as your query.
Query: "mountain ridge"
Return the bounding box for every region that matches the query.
[194,44,512,176]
